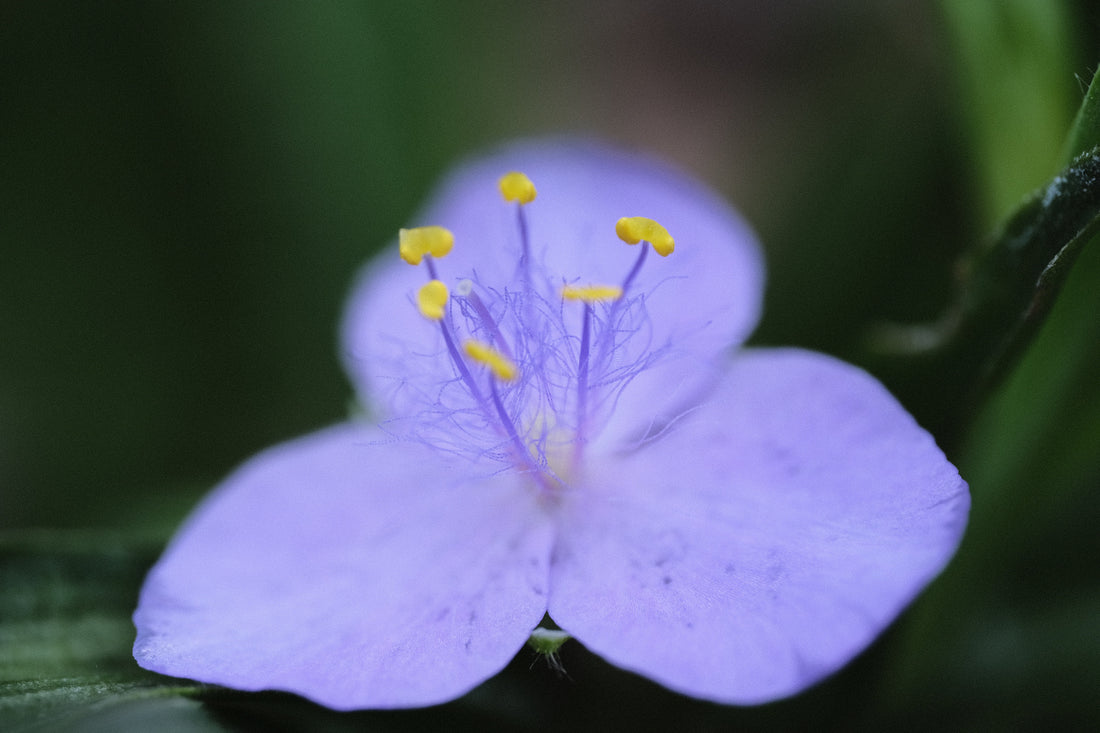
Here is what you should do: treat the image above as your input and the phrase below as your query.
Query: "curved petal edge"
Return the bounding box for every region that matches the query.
[548,348,969,704]
[133,424,554,710]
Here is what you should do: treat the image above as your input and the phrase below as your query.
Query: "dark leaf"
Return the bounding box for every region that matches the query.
[0,530,205,731]
[864,145,1100,442]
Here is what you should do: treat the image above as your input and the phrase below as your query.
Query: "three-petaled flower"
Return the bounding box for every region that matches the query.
[133,140,969,710]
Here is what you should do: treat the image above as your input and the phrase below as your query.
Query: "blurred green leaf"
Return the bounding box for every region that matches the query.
[865,144,1100,440]
[856,2,1085,443]
[882,585,1100,728]
[940,0,1075,225]
[1062,66,1100,161]
[0,530,205,731]
[1,530,152,680]
[881,13,1100,726]
[1,0,515,530]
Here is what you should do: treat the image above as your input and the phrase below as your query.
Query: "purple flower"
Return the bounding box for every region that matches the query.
[133,140,969,710]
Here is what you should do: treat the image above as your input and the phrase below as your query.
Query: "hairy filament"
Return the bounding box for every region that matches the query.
[620,241,649,297]
[464,288,514,360]
[576,302,592,445]
[488,378,554,492]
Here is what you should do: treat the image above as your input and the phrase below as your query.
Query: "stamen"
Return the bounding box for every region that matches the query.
[615,216,674,257]
[392,189,670,490]
[437,314,487,407]
[499,171,536,290]
[464,335,548,485]
[589,217,673,390]
[498,172,537,204]
[462,287,514,359]
[561,283,623,452]
[432,313,533,481]
[485,377,556,494]
[614,216,673,297]
[464,339,518,382]
[561,284,623,303]
[576,301,593,443]
[399,226,454,265]
[488,378,534,467]
[417,280,448,320]
[620,241,649,296]
[424,255,440,281]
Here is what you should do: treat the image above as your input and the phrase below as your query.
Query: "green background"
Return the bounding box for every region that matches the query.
[3,1,1098,729]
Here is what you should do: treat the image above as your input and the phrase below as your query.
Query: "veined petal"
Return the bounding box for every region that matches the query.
[342,139,764,426]
[548,349,968,704]
[133,424,553,710]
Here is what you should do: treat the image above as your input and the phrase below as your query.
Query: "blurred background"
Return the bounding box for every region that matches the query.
[2,0,1098,729]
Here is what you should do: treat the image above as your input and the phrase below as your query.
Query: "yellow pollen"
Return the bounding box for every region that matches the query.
[498,171,537,204]
[399,226,454,265]
[561,284,623,303]
[615,216,674,256]
[417,279,449,321]
[464,339,518,382]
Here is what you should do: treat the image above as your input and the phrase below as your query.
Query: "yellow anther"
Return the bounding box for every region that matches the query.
[615,216,675,257]
[498,171,537,205]
[417,280,449,321]
[464,339,518,382]
[561,284,624,303]
[399,226,454,265]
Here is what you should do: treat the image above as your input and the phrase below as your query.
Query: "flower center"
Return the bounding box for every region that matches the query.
[398,171,675,494]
